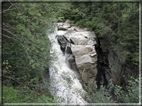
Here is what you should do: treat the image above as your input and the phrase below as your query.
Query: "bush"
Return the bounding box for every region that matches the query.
[83,84,114,103]
[2,2,71,104]
[3,86,22,103]
[3,85,56,103]
[114,77,139,103]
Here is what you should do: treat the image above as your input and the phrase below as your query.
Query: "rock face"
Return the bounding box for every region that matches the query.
[56,20,98,90]
[56,20,138,97]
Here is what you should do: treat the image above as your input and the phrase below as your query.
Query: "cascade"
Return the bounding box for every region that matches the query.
[48,26,87,105]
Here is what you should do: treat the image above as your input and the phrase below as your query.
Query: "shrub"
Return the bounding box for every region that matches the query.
[114,77,139,103]
[83,84,114,103]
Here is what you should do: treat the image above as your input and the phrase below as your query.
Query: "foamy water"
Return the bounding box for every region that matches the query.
[48,30,87,105]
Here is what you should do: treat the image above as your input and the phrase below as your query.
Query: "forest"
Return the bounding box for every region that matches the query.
[2,1,140,104]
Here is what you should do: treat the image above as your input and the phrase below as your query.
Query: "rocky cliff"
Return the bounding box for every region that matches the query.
[55,20,129,94]
[56,20,98,91]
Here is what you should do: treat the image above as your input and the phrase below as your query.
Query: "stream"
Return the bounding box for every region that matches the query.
[48,27,87,105]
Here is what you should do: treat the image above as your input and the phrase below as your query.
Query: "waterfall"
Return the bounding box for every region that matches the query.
[48,28,87,105]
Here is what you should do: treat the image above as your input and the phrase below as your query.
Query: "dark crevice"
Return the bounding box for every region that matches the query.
[56,35,69,54]
[94,37,111,90]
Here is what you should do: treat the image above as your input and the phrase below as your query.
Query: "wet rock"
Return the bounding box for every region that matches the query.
[65,43,80,77]
[58,27,68,31]
[69,39,75,44]
[57,35,69,54]
[65,43,73,54]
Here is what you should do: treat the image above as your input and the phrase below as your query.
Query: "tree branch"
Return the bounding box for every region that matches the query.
[2,75,23,85]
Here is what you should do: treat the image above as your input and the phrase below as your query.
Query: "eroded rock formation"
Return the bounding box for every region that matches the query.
[56,20,98,90]
[54,20,138,103]
[56,20,122,93]
[65,43,80,75]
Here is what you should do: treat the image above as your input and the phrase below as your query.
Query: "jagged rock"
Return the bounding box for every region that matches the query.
[70,36,89,45]
[57,20,98,90]
[65,43,72,54]
[76,55,95,67]
[69,37,97,87]
[81,69,90,83]
[57,35,69,54]
[62,19,71,29]
[65,43,80,78]
[57,20,71,31]
[69,39,75,44]
[71,45,96,56]
[64,31,96,45]
[75,54,97,76]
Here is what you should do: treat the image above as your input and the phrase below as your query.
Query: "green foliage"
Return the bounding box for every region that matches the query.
[2,2,139,103]
[2,3,54,86]
[36,95,56,103]
[3,86,56,103]
[2,2,71,103]
[64,3,139,103]
[82,77,139,103]
[70,3,139,66]
[83,84,114,103]
[114,77,139,103]
[3,86,22,103]
[67,2,139,74]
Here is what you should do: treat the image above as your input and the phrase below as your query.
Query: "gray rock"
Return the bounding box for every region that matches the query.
[71,45,94,56]
[57,35,69,54]
[70,36,89,45]
[65,43,80,77]
[62,19,71,29]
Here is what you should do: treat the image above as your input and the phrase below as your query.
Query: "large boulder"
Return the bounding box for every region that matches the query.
[71,45,96,56]
[63,25,98,89]
[75,54,97,80]
[70,36,89,45]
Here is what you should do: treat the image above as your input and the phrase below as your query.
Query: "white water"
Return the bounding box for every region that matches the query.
[48,29,87,105]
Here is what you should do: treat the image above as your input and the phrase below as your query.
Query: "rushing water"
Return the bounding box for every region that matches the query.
[48,29,87,105]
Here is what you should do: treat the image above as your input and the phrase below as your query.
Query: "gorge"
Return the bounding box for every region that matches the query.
[2,2,139,104]
[47,20,115,104]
